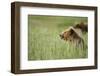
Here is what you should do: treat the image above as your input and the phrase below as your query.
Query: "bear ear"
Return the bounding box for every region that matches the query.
[79,22,85,26]
[74,23,80,28]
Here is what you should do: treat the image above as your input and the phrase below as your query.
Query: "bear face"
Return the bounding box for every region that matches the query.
[59,29,72,41]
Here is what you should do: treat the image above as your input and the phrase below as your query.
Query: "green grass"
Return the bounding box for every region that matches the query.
[28,15,88,60]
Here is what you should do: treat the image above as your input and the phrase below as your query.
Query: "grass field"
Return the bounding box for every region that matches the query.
[28,15,88,60]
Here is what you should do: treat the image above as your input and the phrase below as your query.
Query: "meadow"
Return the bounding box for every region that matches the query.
[28,15,88,60]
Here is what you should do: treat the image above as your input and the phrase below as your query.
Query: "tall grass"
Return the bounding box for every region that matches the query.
[28,15,88,60]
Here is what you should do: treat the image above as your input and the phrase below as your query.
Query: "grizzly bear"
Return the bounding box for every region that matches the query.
[59,22,87,47]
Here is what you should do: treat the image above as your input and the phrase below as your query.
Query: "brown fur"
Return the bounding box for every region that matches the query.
[74,22,88,32]
[59,22,87,47]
